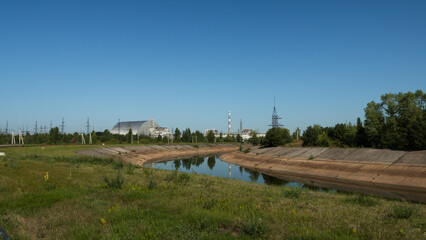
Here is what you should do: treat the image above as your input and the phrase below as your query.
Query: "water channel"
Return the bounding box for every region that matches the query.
[144,155,336,192]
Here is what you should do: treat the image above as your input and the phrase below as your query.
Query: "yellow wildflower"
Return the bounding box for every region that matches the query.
[101,218,106,224]
[353,229,356,234]
[44,172,49,181]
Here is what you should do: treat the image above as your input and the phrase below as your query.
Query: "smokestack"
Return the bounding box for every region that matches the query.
[228,111,231,134]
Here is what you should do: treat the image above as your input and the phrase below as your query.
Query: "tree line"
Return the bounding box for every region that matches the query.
[252,90,425,150]
[0,126,243,145]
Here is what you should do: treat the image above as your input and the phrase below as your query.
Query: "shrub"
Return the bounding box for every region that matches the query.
[114,160,124,170]
[308,154,314,160]
[243,148,251,154]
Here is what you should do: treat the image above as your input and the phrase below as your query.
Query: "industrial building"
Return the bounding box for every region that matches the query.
[110,119,171,137]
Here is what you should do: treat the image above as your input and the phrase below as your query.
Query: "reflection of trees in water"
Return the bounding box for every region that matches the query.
[207,156,216,170]
[173,160,181,170]
[239,166,243,176]
[243,168,260,182]
[181,156,205,170]
[261,173,288,185]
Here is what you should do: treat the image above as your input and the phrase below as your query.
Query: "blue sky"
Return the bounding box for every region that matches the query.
[1,0,425,134]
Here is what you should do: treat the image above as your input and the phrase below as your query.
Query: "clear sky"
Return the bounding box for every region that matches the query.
[1,0,425,134]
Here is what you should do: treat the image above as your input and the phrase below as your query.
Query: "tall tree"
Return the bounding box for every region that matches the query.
[263,127,292,147]
[174,128,181,142]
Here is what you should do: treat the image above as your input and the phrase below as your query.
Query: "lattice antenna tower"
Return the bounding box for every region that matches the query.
[61,118,65,134]
[86,118,90,134]
[269,97,283,128]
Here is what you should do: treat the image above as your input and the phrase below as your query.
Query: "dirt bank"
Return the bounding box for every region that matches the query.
[77,144,238,166]
[221,147,426,202]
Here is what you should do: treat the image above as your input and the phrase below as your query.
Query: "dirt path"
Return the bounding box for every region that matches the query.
[221,149,426,202]
[77,144,238,166]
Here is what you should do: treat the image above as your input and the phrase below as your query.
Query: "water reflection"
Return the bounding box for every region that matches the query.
[144,156,336,191]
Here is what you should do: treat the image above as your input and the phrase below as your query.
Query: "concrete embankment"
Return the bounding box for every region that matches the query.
[77,144,238,165]
[221,147,426,202]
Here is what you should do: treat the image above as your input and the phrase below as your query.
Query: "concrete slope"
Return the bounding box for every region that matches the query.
[222,147,426,202]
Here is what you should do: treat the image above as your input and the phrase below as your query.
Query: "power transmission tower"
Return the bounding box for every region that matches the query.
[61,118,65,134]
[86,118,90,134]
[269,97,283,128]
[34,121,38,134]
[50,120,52,131]
[5,121,8,134]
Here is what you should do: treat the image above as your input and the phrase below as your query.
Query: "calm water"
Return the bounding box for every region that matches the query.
[144,155,335,191]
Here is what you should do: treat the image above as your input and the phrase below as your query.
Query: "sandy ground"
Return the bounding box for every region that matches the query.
[76,144,238,166]
[221,147,426,202]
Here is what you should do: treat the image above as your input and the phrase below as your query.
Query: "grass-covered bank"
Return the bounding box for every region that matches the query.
[0,146,425,239]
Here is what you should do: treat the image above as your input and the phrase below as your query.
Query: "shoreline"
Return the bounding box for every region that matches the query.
[220,150,426,202]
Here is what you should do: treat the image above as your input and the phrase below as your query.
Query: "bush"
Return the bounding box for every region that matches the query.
[308,154,314,160]
[243,148,251,154]
[176,173,191,185]
[263,127,292,147]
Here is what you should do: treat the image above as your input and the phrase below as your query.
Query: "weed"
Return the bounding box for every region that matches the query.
[176,172,191,185]
[104,172,125,189]
[308,154,314,160]
[143,167,153,176]
[283,187,303,199]
[166,170,178,181]
[193,144,199,148]
[114,160,124,170]
[125,163,135,175]
[346,194,378,206]
[148,180,157,190]
[240,213,268,237]
[239,146,243,152]
[243,148,251,154]
[390,204,417,219]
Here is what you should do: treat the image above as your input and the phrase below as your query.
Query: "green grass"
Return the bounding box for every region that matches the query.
[0,145,425,239]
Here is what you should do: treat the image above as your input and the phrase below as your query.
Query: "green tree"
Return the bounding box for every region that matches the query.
[49,127,60,144]
[355,117,368,147]
[364,101,384,148]
[248,131,259,145]
[174,128,181,142]
[206,130,216,143]
[236,134,242,142]
[302,125,323,147]
[263,127,292,147]
[181,128,192,142]
[156,134,162,142]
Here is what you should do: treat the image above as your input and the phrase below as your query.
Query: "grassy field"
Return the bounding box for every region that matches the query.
[0,145,425,239]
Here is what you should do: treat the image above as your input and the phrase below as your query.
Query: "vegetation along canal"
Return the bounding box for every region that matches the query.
[144,155,335,192]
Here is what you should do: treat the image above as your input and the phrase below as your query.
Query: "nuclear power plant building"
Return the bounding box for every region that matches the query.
[110,120,165,136]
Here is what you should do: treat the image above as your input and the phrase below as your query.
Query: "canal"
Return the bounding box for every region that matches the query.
[144,155,335,192]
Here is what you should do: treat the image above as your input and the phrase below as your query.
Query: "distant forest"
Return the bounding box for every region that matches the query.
[1,90,424,151]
